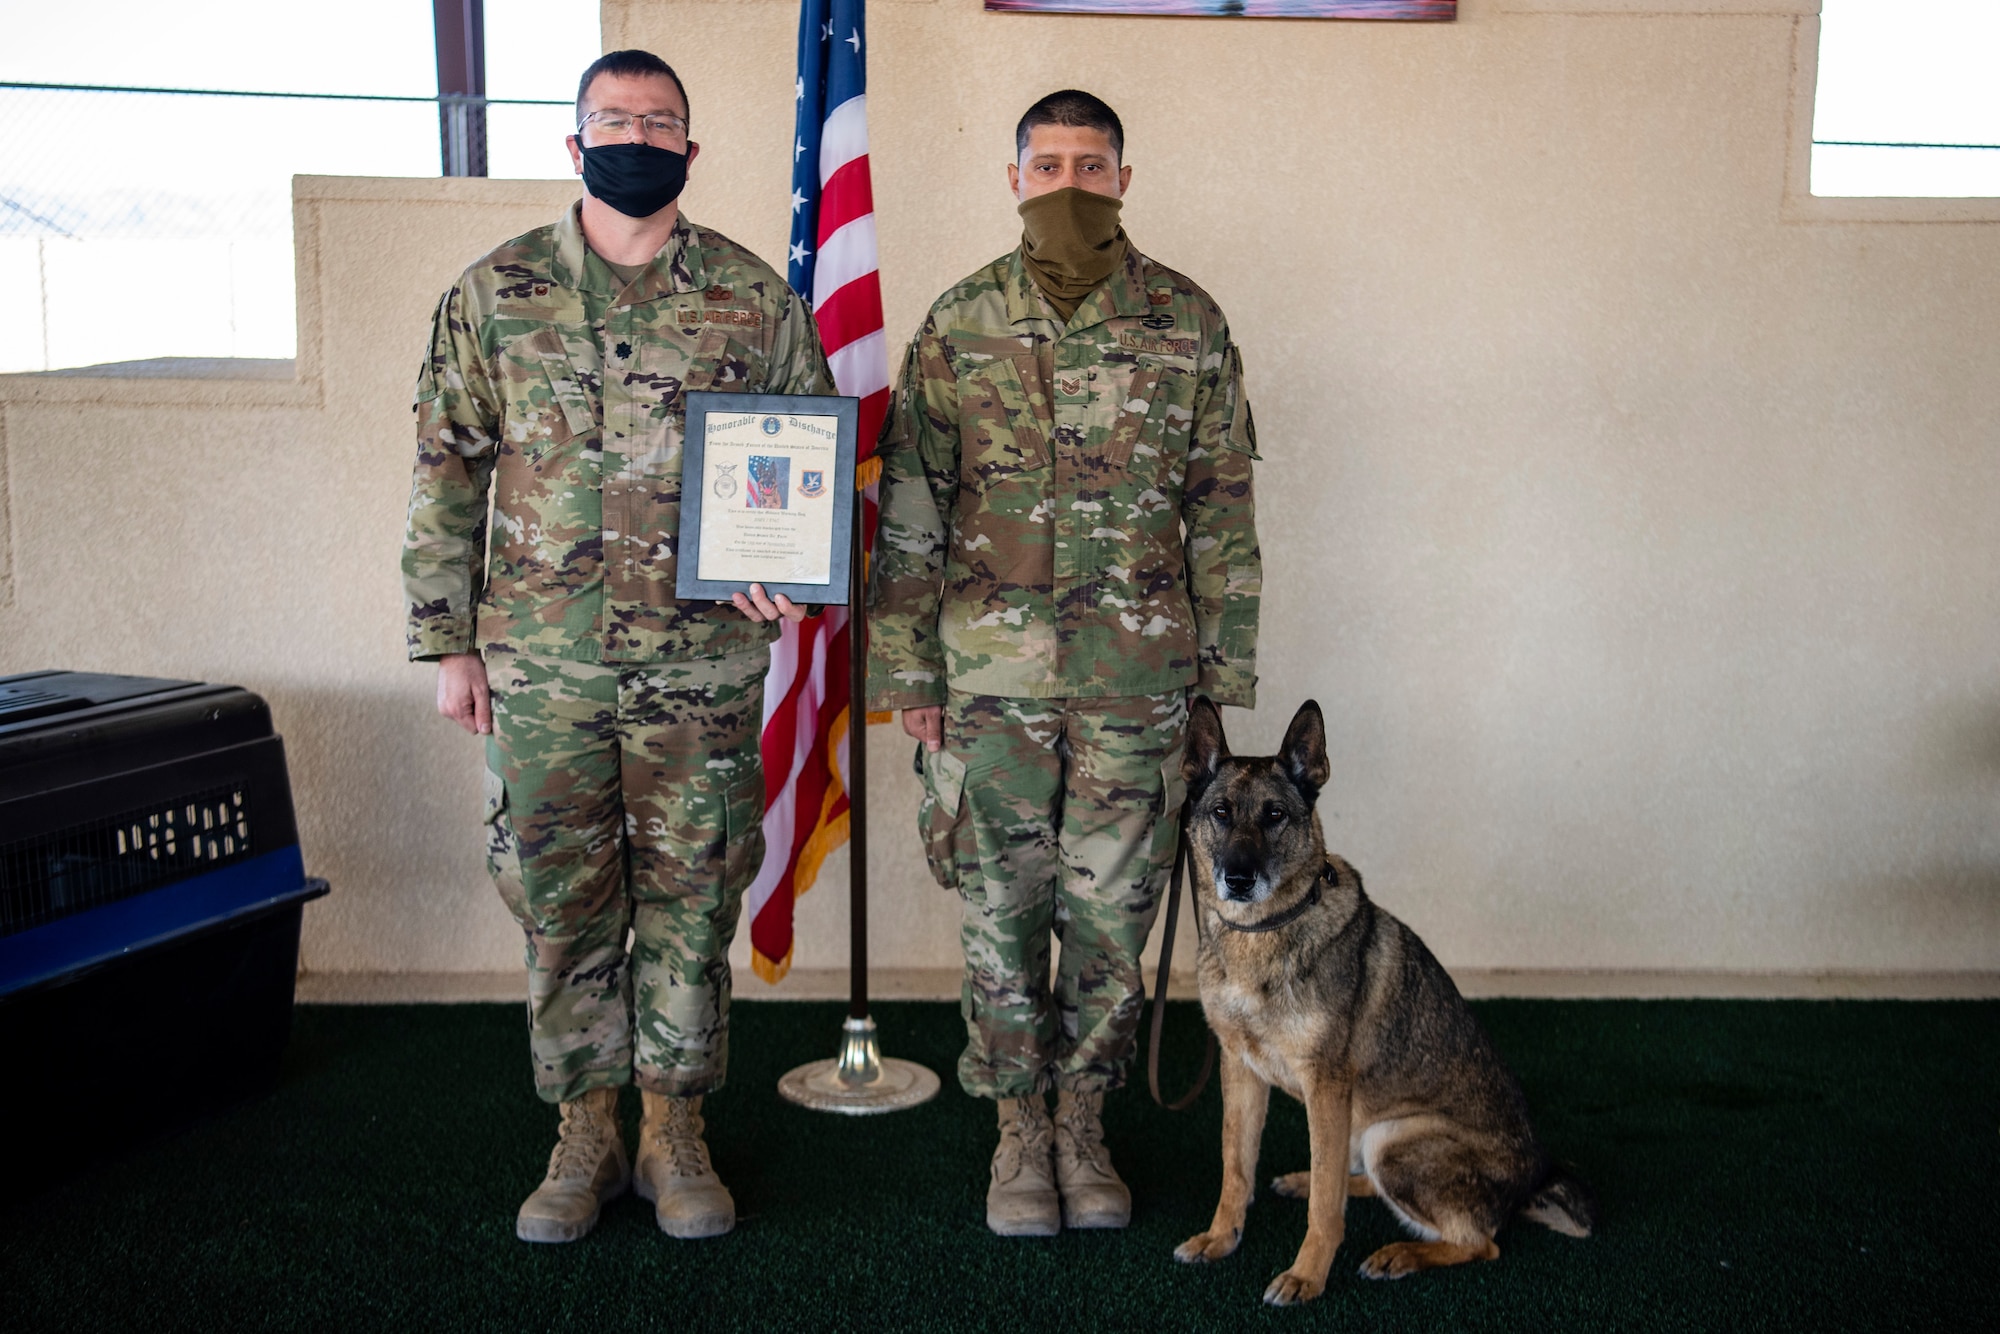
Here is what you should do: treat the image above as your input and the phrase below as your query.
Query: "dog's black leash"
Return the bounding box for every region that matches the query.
[1147,806,1217,1111]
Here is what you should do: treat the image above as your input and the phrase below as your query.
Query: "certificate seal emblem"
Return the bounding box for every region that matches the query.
[798,469,826,498]
[712,462,739,499]
[761,416,783,435]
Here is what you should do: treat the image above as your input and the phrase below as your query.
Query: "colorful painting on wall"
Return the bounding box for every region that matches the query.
[984,0,1452,17]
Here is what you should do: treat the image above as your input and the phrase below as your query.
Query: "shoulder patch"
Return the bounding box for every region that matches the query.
[1119,330,1197,358]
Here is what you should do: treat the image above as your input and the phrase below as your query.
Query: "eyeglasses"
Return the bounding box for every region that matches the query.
[578,109,689,145]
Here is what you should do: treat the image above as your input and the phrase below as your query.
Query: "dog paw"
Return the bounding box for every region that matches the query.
[1262,1269,1325,1306]
[1173,1228,1242,1264]
[1270,1171,1310,1199]
[1358,1243,1421,1280]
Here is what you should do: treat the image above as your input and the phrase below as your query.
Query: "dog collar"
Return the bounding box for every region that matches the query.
[1215,863,1334,935]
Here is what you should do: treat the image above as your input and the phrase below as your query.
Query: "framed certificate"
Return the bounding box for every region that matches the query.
[676,392,860,606]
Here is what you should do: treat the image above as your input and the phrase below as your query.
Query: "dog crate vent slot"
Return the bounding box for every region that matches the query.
[0,785,255,938]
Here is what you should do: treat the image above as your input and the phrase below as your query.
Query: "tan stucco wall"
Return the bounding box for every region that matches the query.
[3,0,1996,992]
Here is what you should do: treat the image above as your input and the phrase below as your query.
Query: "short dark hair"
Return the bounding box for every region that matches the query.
[1015,89,1123,163]
[575,49,689,127]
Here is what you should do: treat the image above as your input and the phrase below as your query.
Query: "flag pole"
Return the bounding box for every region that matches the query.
[775,487,939,1114]
[847,494,869,1024]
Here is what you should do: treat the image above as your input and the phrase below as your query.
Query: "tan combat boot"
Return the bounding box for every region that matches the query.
[516,1085,629,1243]
[634,1091,736,1239]
[1053,1087,1131,1228]
[986,1095,1060,1236]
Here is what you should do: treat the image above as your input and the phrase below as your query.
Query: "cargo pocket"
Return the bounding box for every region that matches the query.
[721,767,767,902]
[958,356,1050,491]
[631,328,747,452]
[508,327,594,467]
[616,328,736,574]
[1109,362,1195,476]
[678,328,734,397]
[1103,364,1163,470]
[482,765,529,924]
[918,744,968,891]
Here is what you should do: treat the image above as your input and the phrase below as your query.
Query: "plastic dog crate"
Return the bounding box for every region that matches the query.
[0,671,328,1143]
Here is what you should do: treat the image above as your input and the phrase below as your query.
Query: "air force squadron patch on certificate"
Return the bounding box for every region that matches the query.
[798,469,826,498]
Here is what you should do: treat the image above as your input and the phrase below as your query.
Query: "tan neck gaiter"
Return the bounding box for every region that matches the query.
[1017,187,1128,323]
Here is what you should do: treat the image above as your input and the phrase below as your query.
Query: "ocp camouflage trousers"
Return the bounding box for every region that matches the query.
[920,690,1188,1099]
[483,650,766,1103]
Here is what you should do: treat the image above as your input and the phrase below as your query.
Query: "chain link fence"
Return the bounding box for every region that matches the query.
[0,82,572,373]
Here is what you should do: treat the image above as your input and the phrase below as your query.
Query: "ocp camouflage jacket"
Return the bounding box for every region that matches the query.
[866,244,1261,709]
[402,205,833,664]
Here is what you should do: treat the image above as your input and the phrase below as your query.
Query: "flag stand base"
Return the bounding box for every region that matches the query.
[773,424,939,1114]
[777,1016,940,1115]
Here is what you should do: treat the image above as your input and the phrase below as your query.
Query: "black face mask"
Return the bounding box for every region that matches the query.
[577,141,688,218]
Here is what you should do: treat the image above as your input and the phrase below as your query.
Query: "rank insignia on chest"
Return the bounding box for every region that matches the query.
[1147,290,1172,307]
[1057,375,1084,397]
[705,285,733,303]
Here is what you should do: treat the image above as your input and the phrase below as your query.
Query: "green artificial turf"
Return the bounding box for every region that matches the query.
[5,999,1997,1332]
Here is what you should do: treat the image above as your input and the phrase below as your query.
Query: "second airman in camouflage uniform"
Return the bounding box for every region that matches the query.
[867,90,1261,1236]
[405,51,832,1246]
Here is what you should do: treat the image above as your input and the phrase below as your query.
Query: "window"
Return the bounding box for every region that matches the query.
[0,0,597,373]
[485,0,603,179]
[1812,0,2000,198]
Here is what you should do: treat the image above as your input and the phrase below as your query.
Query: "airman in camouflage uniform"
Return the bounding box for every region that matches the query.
[867,91,1261,1236]
[405,50,833,1245]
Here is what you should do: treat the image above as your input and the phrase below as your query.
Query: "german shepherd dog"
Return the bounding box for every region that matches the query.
[1171,698,1595,1305]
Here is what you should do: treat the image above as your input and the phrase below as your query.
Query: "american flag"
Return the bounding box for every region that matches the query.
[747,0,888,983]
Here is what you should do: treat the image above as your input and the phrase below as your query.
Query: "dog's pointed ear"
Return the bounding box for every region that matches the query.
[1280,700,1330,806]
[1182,696,1229,798]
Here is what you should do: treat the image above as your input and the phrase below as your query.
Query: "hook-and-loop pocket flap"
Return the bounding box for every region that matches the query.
[959,355,1051,482]
[1104,364,1167,469]
[518,326,595,445]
